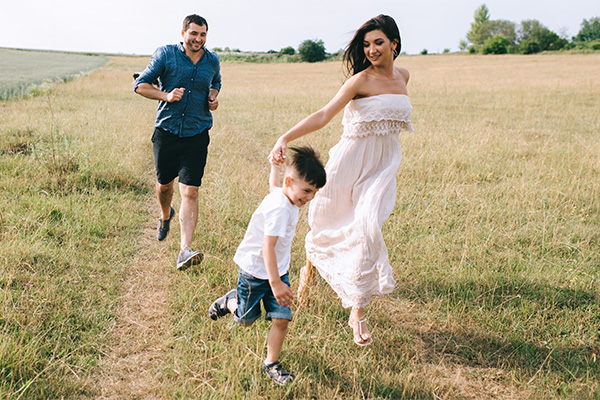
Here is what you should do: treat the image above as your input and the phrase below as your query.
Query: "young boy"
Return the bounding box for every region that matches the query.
[208,146,326,386]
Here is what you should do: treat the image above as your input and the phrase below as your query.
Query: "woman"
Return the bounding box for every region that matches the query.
[270,14,414,346]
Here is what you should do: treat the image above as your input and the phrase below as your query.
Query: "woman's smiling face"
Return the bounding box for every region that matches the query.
[363,29,396,66]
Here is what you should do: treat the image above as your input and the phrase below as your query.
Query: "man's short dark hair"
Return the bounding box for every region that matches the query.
[288,146,326,189]
[183,14,208,31]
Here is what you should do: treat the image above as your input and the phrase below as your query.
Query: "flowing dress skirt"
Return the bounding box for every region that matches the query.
[305,132,401,308]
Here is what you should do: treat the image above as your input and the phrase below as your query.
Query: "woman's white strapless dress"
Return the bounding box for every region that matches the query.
[305,94,414,308]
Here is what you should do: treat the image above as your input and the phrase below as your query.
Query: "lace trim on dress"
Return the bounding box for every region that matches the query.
[342,119,414,138]
[343,106,413,126]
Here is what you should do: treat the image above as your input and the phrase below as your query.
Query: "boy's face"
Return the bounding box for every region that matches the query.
[283,176,319,208]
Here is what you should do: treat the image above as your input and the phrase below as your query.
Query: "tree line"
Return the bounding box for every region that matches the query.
[461,4,600,54]
[213,5,600,61]
[213,39,335,63]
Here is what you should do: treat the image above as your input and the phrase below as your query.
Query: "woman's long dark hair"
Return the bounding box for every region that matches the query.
[343,14,401,78]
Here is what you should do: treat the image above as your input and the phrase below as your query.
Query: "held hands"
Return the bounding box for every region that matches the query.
[166,88,185,102]
[268,152,284,167]
[270,279,294,308]
[268,137,288,165]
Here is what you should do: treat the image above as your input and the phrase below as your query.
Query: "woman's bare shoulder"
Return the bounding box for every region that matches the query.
[395,66,410,82]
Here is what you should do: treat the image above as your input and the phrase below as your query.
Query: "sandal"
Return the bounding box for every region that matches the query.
[263,361,295,386]
[348,317,373,346]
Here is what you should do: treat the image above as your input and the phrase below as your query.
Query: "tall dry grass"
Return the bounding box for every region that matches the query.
[0,53,598,399]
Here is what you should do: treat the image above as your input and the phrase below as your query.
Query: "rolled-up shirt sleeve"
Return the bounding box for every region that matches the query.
[134,47,165,93]
[211,59,222,92]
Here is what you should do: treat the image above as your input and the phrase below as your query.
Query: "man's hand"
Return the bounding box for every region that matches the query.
[270,279,293,308]
[208,95,219,111]
[166,88,185,102]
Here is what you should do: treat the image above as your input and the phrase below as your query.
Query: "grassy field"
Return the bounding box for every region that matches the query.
[0,48,107,101]
[0,53,599,399]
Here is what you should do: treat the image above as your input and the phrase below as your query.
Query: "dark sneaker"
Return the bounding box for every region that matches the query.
[157,207,175,241]
[208,289,237,320]
[263,361,295,386]
[176,247,203,270]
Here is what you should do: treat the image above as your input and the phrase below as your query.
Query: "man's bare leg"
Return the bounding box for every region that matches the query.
[176,182,203,270]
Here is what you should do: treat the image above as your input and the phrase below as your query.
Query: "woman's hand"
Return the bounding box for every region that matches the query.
[269,137,288,165]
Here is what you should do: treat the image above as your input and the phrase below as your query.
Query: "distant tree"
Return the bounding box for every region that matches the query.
[458,39,469,51]
[298,39,326,62]
[574,17,600,41]
[482,35,510,54]
[489,19,517,46]
[465,5,516,52]
[421,49,428,55]
[518,19,540,42]
[467,4,492,50]
[518,20,567,51]
[280,46,296,56]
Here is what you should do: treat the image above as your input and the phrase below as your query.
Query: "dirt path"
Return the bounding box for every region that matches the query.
[95,199,174,399]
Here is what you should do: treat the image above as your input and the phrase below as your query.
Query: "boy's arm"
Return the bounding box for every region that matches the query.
[269,159,281,192]
[263,235,293,307]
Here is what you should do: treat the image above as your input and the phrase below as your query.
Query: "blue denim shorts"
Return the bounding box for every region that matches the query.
[234,269,292,325]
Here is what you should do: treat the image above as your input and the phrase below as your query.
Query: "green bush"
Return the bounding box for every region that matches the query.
[298,39,326,62]
[280,46,296,56]
[482,35,510,54]
[518,39,541,54]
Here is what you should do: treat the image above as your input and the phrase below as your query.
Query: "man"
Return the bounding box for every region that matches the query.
[135,14,221,270]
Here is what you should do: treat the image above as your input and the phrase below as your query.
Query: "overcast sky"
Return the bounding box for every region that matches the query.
[1,0,597,55]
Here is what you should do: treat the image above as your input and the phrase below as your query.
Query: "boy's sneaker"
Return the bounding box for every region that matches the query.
[176,247,203,270]
[263,361,294,386]
[208,289,237,320]
[157,207,175,241]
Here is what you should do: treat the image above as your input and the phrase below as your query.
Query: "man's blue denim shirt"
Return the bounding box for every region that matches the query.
[134,43,222,138]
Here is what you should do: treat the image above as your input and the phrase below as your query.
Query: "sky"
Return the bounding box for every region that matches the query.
[1,0,597,56]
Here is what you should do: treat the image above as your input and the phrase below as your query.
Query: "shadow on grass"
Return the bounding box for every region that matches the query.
[290,348,436,400]
[390,278,600,381]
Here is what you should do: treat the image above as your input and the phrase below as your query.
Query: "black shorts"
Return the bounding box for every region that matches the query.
[151,127,210,187]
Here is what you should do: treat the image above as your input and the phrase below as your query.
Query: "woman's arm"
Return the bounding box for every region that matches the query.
[269,75,364,163]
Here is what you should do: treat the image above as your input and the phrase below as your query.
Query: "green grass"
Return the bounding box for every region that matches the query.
[0,48,107,101]
[0,57,149,398]
[1,53,599,399]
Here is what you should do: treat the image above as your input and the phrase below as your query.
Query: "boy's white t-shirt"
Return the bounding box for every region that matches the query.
[234,188,299,280]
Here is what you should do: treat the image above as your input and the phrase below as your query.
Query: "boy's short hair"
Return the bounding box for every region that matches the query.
[287,146,326,189]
